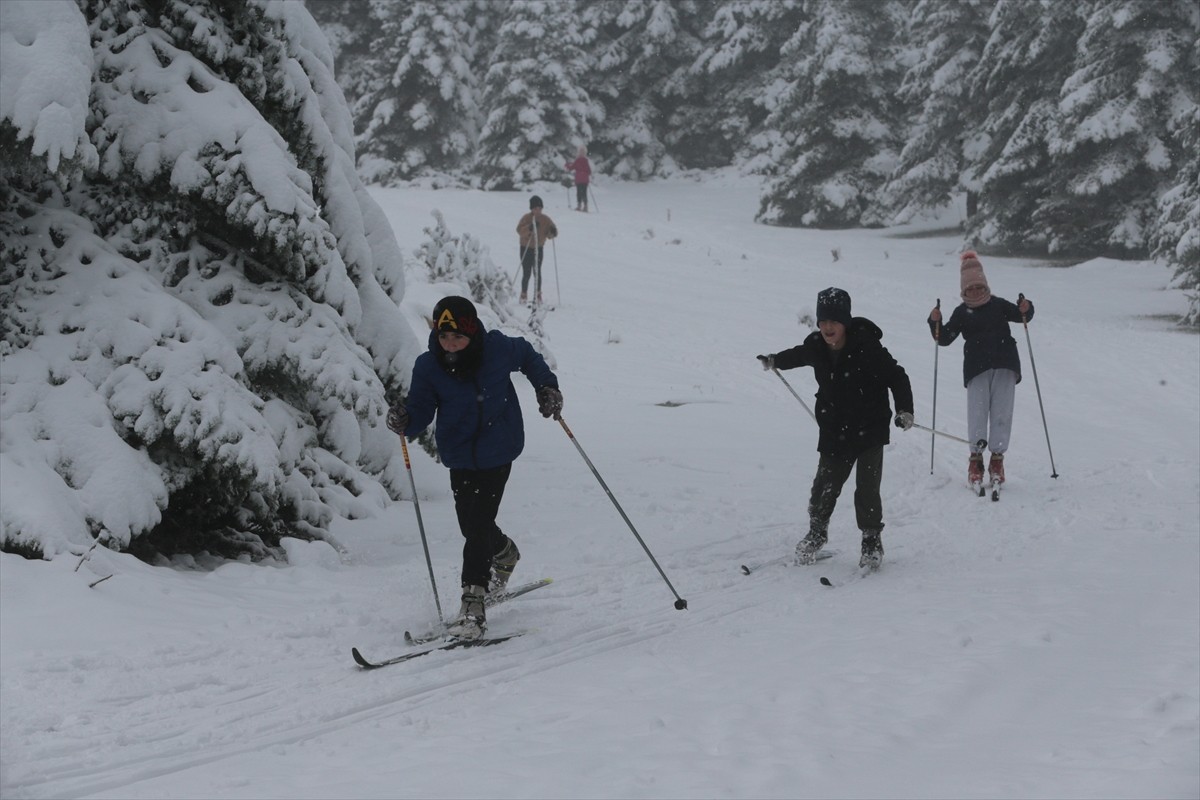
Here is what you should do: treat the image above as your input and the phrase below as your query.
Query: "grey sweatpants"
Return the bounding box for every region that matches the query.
[967,368,1017,455]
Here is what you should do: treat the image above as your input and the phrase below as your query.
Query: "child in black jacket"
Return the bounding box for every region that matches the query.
[759,287,914,570]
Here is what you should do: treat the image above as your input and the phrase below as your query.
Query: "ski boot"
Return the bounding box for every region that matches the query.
[794,528,827,566]
[988,453,1005,484]
[519,292,527,304]
[968,453,985,495]
[445,584,487,640]
[488,538,521,595]
[859,529,883,571]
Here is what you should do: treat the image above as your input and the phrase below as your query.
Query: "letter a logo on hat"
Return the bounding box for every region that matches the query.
[437,308,458,331]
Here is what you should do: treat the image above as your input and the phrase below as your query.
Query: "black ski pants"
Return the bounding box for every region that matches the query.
[519,245,544,294]
[450,463,513,588]
[807,445,885,536]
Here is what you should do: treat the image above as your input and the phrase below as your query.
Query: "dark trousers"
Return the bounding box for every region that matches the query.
[807,445,884,535]
[519,246,544,294]
[450,463,513,588]
[575,183,588,208]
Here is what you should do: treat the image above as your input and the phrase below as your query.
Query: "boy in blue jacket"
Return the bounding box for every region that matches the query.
[387,296,563,639]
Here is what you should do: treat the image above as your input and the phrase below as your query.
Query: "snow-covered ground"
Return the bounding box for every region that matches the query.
[2,174,1197,799]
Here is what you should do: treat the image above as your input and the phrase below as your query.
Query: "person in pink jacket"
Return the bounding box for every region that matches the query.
[564,145,592,212]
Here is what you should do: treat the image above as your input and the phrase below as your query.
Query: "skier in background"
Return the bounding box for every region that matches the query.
[758,287,914,570]
[386,296,564,639]
[564,145,591,212]
[516,195,558,305]
[928,250,1034,491]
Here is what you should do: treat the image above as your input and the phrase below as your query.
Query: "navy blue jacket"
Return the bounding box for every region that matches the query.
[405,329,558,470]
[772,317,914,456]
[929,297,1033,387]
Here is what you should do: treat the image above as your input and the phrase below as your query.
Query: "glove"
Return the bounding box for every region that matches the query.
[757,354,775,371]
[536,386,563,419]
[894,411,914,431]
[386,405,409,434]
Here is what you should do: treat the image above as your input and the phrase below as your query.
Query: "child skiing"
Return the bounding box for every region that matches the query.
[516,196,558,305]
[758,287,914,570]
[386,296,564,639]
[564,145,592,212]
[928,251,1034,493]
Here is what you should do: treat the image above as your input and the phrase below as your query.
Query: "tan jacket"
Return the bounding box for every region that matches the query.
[517,211,558,249]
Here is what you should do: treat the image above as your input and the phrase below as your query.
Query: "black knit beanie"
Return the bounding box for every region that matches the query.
[816,287,852,327]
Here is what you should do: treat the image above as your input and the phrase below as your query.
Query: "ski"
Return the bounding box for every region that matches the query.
[353,632,525,670]
[740,550,836,575]
[404,578,553,646]
[819,563,879,587]
[990,477,1002,501]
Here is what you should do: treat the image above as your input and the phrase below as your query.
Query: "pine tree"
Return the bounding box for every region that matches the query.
[686,0,807,172]
[883,0,994,224]
[350,0,482,183]
[581,0,704,178]
[1035,0,1197,257]
[756,0,905,229]
[962,0,1090,252]
[476,0,603,190]
[0,0,418,560]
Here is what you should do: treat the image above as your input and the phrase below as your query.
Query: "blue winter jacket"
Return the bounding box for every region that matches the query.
[405,329,558,470]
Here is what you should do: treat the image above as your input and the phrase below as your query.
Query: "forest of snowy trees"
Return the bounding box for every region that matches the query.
[0,0,1196,563]
[311,0,1199,292]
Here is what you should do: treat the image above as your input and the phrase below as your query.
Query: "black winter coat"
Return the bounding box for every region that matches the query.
[928,297,1033,387]
[772,317,914,456]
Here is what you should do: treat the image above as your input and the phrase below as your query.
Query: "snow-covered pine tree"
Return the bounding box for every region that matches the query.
[961,0,1089,252]
[0,0,419,562]
[304,0,382,106]
[690,0,807,173]
[476,0,603,190]
[882,0,994,225]
[1035,0,1197,257]
[578,0,700,179]
[756,0,905,229]
[348,0,482,185]
[1149,81,1200,326]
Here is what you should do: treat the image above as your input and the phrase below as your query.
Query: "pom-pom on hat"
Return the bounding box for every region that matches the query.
[816,287,852,327]
[529,195,544,209]
[959,250,988,292]
[432,296,481,339]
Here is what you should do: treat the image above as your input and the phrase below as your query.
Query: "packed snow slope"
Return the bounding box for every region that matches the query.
[2,173,1197,799]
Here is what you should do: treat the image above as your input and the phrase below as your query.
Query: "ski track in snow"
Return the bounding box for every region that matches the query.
[2,175,1197,799]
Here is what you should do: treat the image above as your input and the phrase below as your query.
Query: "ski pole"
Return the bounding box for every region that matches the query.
[774,366,977,447]
[930,298,940,473]
[398,434,443,623]
[552,238,561,305]
[588,184,599,213]
[770,368,816,422]
[911,422,986,449]
[532,215,542,305]
[556,416,687,610]
[1019,293,1059,478]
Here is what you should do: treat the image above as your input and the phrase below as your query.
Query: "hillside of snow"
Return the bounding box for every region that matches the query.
[2,174,1197,799]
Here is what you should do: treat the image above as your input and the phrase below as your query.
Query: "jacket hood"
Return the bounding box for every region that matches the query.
[847,316,883,344]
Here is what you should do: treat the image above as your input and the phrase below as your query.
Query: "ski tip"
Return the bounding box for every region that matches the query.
[739,564,752,575]
[819,576,833,587]
[351,647,374,668]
